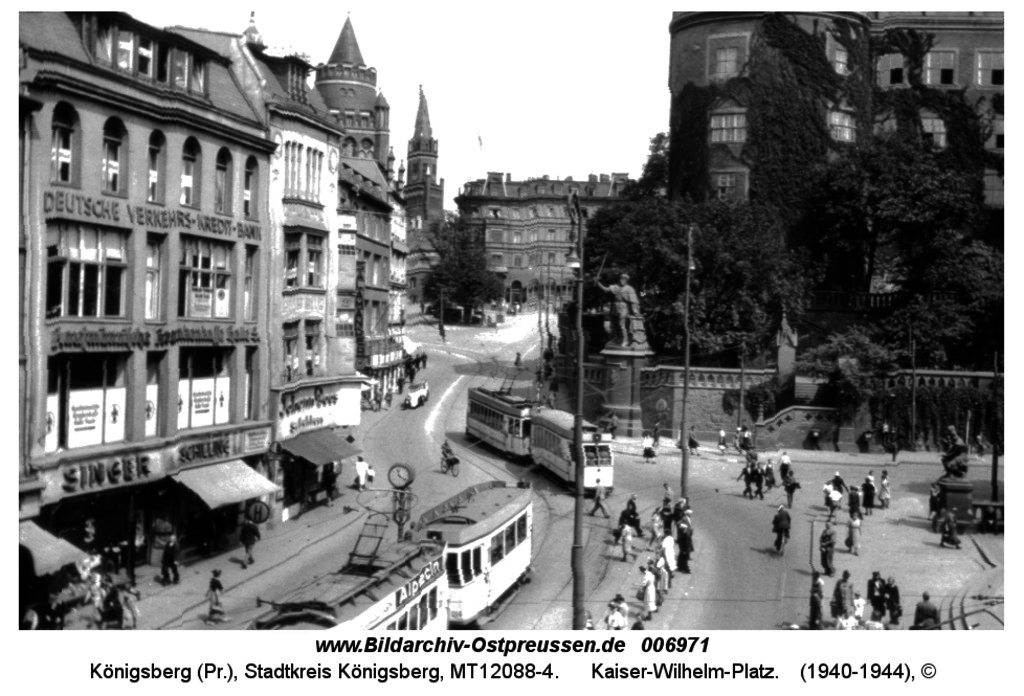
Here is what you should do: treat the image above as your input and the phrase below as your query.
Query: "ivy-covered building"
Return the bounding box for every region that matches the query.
[667,11,1003,208]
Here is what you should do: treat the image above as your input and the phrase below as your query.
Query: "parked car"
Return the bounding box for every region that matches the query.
[404,381,429,409]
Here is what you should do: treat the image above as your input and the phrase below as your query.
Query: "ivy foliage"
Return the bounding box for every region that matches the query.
[869,378,1003,450]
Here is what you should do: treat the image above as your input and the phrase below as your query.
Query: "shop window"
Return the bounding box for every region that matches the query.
[178,236,233,319]
[147,131,166,203]
[925,51,956,86]
[46,353,127,451]
[144,235,163,320]
[921,116,947,149]
[50,102,80,186]
[145,352,163,438]
[243,245,257,322]
[180,138,202,207]
[977,51,1004,87]
[710,112,746,143]
[46,223,127,319]
[283,321,299,382]
[829,111,856,142]
[304,320,322,377]
[215,148,233,214]
[102,117,127,195]
[243,156,258,218]
[178,348,232,430]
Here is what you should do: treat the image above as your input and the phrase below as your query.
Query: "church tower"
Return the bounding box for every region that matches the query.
[405,86,445,225]
[315,16,390,170]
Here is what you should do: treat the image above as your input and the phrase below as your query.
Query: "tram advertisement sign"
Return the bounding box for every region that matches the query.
[394,558,442,610]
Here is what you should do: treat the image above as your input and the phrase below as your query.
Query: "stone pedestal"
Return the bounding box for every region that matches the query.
[600,335,653,439]
[939,479,975,525]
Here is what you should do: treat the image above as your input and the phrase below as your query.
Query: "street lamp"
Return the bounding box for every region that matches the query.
[568,191,586,630]
[679,224,695,499]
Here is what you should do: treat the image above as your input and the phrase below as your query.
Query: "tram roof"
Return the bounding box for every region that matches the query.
[531,407,600,433]
[414,480,533,546]
[470,387,533,410]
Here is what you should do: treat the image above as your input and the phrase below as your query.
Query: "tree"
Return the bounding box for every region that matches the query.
[420,217,504,318]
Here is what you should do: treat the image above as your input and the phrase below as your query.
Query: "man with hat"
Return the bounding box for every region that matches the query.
[675,509,694,573]
[771,504,791,556]
[595,273,640,347]
[819,521,837,576]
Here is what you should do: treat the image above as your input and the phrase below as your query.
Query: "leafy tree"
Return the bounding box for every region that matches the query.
[420,217,504,318]
[622,132,669,200]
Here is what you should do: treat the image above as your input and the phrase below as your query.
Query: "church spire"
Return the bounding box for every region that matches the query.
[328,15,365,65]
[413,85,433,139]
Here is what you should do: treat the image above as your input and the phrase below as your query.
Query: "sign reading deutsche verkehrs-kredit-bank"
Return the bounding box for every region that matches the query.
[277,383,344,440]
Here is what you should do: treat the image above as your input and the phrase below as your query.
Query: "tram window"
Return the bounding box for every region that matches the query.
[417,595,428,628]
[428,587,438,621]
[408,604,420,630]
[523,421,531,437]
[460,549,474,583]
[584,447,597,465]
[473,547,482,576]
[387,621,397,630]
[398,613,408,630]
[505,524,516,551]
[517,514,527,542]
[446,552,461,586]
[490,534,504,565]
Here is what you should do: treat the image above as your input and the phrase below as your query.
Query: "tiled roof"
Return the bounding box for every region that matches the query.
[328,16,364,65]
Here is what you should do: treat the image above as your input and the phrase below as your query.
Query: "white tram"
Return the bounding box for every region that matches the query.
[529,409,614,491]
[248,538,448,631]
[414,481,533,626]
[465,387,532,458]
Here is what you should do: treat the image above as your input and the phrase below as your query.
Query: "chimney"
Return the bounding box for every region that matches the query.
[600,174,610,183]
[588,174,597,183]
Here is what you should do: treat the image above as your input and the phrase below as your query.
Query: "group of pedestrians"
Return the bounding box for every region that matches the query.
[809,568,902,630]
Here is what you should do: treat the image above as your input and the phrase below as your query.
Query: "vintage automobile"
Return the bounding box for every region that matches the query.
[404,381,429,409]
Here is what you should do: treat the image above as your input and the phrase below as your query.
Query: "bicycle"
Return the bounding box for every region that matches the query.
[440,455,460,477]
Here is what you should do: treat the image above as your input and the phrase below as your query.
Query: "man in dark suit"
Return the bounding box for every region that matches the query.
[912,592,941,629]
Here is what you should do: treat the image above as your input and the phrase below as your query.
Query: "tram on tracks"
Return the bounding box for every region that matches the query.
[413,480,533,626]
[465,387,533,458]
[248,535,448,631]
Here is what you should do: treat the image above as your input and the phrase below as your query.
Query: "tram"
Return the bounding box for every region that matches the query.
[413,480,533,626]
[248,536,448,631]
[465,387,532,458]
[529,408,614,491]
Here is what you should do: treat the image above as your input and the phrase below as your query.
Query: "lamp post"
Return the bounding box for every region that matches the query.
[679,223,695,499]
[566,191,586,630]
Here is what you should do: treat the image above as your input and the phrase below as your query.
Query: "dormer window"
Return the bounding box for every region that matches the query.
[172,50,190,90]
[138,37,154,78]
[191,57,206,94]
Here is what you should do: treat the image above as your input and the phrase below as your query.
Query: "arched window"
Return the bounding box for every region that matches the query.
[50,102,80,185]
[341,137,356,157]
[360,138,374,158]
[180,137,202,207]
[102,118,128,195]
[244,156,258,219]
[215,148,233,214]
[148,131,166,203]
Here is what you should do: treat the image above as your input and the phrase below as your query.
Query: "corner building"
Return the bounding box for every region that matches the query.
[19,12,278,583]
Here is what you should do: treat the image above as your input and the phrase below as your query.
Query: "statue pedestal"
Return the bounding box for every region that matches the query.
[600,342,653,439]
[939,479,974,526]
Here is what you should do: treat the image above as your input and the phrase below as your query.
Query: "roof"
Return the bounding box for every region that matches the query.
[413,85,432,139]
[328,16,365,65]
[414,480,533,546]
[19,13,91,63]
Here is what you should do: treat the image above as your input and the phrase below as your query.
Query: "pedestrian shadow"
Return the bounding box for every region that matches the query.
[750,546,781,557]
[228,556,248,569]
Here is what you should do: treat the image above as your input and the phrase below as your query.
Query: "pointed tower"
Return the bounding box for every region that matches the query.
[405,85,444,223]
[315,16,390,170]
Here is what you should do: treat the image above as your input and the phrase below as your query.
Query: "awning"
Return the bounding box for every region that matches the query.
[175,460,280,509]
[19,521,88,576]
[280,429,362,466]
[402,336,421,354]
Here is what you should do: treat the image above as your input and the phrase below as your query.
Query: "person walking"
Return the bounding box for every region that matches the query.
[752,456,766,500]
[322,462,338,507]
[778,450,793,481]
[642,432,656,464]
[661,483,673,508]
[659,530,677,575]
[939,509,962,549]
[878,470,892,510]
[912,592,940,630]
[717,428,727,455]
[607,413,619,440]
[831,471,848,496]
[355,456,370,491]
[783,472,801,509]
[771,505,791,556]
[675,512,694,573]
[928,483,943,532]
[867,571,887,621]
[205,569,226,624]
[848,485,862,518]
[589,479,611,519]
[161,534,180,585]
[763,458,776,491]
[619,522,636,562]
[831,570,856,626]
[819,522,837,576]
[239,518,261,569]
[862,474,876,516]
[687,426,700,456]
[809,571,825,630]
[845,512,862,556]
[384,390,393,409]
[884,577,903,627]
[639,564,658,621]
[737,461,755,499]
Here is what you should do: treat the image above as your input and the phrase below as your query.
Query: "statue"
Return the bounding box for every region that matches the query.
[596,273,641,347]
[939,425,969,480]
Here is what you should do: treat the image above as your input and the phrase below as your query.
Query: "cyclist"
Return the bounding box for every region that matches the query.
[441,439,454,463]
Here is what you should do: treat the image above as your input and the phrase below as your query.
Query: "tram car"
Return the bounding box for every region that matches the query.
[413,480,533,626]
[465,387,532,458]
[248,536,448,631]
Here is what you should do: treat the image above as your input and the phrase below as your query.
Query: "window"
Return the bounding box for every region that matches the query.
[490,533,505,565]
[116,30,134,72]
[148,131,166,203]
[93,21,113,64]
[834,46,849,75]
[714,173,737,200]
[987,119,1004,150]
[306,235,324,287]
[145,353,163,438]
[516,514,527,543]
[191,57,206,94]
[102,118,127,195]
[490,253,504,267]
[46,224,127,319]
[304,321,321,377]
[178,348,232,429]
[180,138,201,207]
[712,46,739,80]
[144,236,163,320]
[513,256,523,268]
[710,113,746,143]
[137,36,154,78]
[244,347,256,420]
[46,353,127,451]
[335,308,355,337]
[178,237,232,319]
[284,231,326,289]
[215,148,233,214]
[172,50,190,90]
[829,111,856,142]
[548,228,556,242]
[50,103,79,185]
[984,171,1003,206]
[977,51,1003,87]
[925,51,956,86]
[283,321,299,381]
[921,116,947,148]
[243,156,258,218]
[879,54,905,86]
[243,246,257,322]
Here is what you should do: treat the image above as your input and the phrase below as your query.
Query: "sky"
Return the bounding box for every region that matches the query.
[128,1,679,210]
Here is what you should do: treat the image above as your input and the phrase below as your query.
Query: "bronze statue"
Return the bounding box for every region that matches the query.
[939,425,969,479]
[596,273,640,347]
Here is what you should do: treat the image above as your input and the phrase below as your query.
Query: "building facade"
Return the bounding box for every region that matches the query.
[455,172,632,308]
[19,11,278,589]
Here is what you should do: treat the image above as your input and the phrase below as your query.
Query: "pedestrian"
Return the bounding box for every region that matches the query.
[642,431,656,464]
[862,474,876,515]
[354,456,369,491]
[831,471,848,496]
[928,483,943,531]
[373,388,383,412]
[620,522,635,562]
[752,457,766,500]
[161,534,180,585]
[514,351,522,367]
[687,426,700,456]
[783,472,801,509]
[589,479,611,519]
[647,509,664,551]
[652,417,663,448]
[827,485,843,520]
[809,571,825,630]
[848,485,862,518]
[853,592,867,625]
[878,470,891,510]
[717,428,727,455]
[867,571,887,621]
[675,512,694,573]
[322,462,338,507]
[771,504,791,555]
[655,554,672,595]
[239,518,261,569]
[884,577,903,627]
[661,483,673,508]
[822,480,834,509]
[738,461,755,499]
[205,569,226,624]
[830,570,856,625]
[845,511,862,556]
[778,450,793,481]
[624,493,643,537]
[397,374,405,394]
[734,426,743,452]
[739,425,753,452]
[610,593,629,624]
[639,564,658,621]
[912,591,940,630]
[384,390,393,409]
[119,581,141,630]
[764,458,776,491]
[819,522,837,576]
[939,509,962,549]
[604,601,627,630]
[659,531,677,575]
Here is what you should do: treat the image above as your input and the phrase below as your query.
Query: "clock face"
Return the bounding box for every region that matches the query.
[388,463,415,489]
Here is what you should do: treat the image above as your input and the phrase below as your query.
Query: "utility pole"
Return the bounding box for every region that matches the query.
[910,321,916,448]
[991,351,1000,502]
[568,191,586,630]
[679,223,694,498]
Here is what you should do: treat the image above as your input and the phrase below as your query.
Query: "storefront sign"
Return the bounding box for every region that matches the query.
[50,325,259,352]
[43,450,164,502]
[177,435,233,464]
[42,190,122,223]
[155,326,259,347]
[394,558,443,610]
[50,327,151,352]
[242,426,272,454]
[282,294,326,318]
[277,383,344,439]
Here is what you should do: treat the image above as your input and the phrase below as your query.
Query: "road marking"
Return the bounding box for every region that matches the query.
[425,375,465,437]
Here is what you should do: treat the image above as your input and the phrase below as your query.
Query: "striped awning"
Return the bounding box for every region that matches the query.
[175,460,279,509]
[19,521,88,576]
